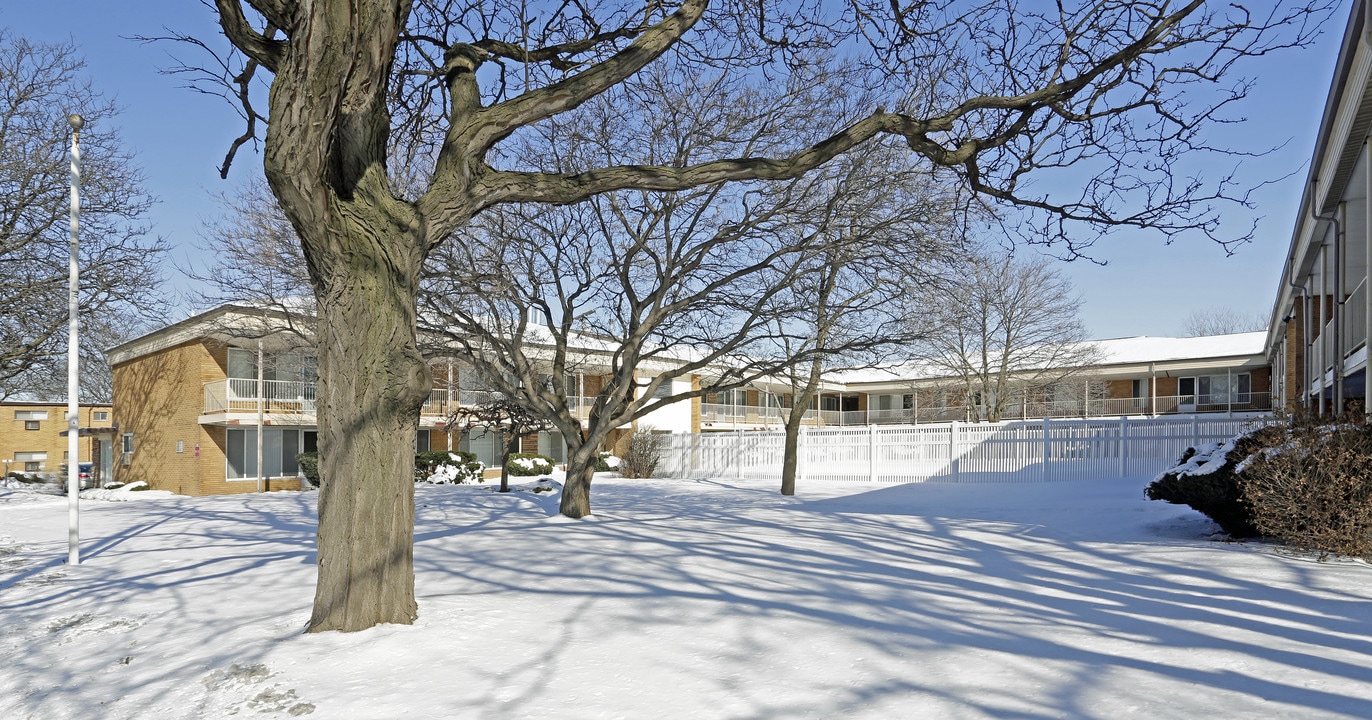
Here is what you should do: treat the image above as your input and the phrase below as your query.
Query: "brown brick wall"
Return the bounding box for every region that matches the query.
[1284,296,1306,408]
[1105,380,1134,399]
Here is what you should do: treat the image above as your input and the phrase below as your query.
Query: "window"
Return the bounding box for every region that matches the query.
[715,389,747,406]
[121,433,134,455]
[416,430,431,453]
[14,410,48,421]
[538,431,566,464]
[1197,373,1251,405]
[227,428,303,479]
[93,411,109,422]
[14,452,46,472]
[459,428,501,467]
[24,420,39,431]
[651,378,674,399]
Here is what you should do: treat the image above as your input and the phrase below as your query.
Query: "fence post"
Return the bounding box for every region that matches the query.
[1191,415,1199,449]
[949,421,959,480]
[736,429,745,480]
[798,426,808,483]
[1043,417,1051,482]
[1119,416,1128,478]
[869,424,879,483]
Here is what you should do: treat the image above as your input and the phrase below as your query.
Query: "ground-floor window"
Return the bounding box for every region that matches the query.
[416,430,431,453]
[538,431,566,463]
[459,429,501,468]
[227,427,304,480]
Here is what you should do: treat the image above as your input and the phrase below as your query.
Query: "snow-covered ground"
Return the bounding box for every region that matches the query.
[2,475,1369,719]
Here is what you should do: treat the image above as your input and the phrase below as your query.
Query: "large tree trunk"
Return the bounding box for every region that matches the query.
[560,444,598,518]
[308,258,431,632]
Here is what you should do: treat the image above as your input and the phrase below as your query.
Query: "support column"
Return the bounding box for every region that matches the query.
[1150,363,1157,416]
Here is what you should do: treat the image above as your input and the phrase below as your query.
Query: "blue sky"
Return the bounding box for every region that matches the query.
[1,1,1350,339]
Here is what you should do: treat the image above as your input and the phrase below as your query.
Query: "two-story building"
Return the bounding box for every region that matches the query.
[1,401,114,483]
[105,304,703,495]
[1267,0,1372,415]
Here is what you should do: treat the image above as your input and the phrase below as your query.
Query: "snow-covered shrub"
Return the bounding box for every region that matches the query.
[506,453,554,477]
[417,451,484,484]
[596,453,619,473]
[1145,425,1283,537]
[1240,417,1372,560]
[619,428,665,479]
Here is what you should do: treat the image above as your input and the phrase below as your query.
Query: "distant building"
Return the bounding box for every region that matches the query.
[105,304,700,495]
[106,301,1272,496]
[1,401,115,484]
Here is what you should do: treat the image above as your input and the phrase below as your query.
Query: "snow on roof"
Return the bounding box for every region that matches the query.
[833,331,1268,385]
[1089,331,1267,365]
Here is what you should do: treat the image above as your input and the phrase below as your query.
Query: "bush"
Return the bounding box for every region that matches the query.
[596,453,618,473]
[296,452,320,487]
[297,450,485,486]
[1240,418,1372,560]
[506,453,554,477]
[1144,426,1282,537]
[417,451,484,484]
[619,429,665,479]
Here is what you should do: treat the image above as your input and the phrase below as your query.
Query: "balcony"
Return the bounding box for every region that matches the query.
[204,378,316,415]
[206,380,598,424]
[699,392,1273,428]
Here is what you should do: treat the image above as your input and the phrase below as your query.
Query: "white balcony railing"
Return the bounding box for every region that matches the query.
[203,378,316,414]
[206,378,1273,425]
[1346,279,1367,355]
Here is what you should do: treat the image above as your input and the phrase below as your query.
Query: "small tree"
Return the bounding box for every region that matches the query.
[909,252,1104,423]
[619,428,666,479]
[446,397,554,493]
[1182,307,1268,337]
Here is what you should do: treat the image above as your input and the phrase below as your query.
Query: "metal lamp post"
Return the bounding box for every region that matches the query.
[67,113,83,566]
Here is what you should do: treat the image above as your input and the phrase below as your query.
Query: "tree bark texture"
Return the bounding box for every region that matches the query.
[243,0,433,632]
[780,418,802,496]
[560,440,603,518]
[309,270,429,632]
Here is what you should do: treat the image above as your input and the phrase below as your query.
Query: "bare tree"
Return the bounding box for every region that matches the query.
[420,64,959,514]
[1182,306,1268,336]
[771,147,963,496]
[446,397,554,493]
[0,30,167,401]
[910,252,1103,423]
[176,0,1331,631]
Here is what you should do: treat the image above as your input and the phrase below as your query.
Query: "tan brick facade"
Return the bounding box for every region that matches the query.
[1,403,112,476]
[112,339,300,496]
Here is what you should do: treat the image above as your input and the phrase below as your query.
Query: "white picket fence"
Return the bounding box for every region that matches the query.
[657,415,1269,483]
